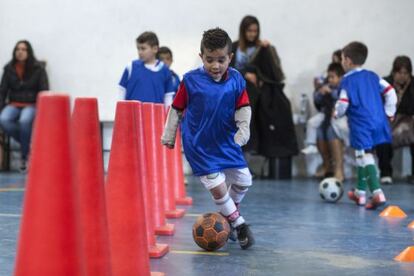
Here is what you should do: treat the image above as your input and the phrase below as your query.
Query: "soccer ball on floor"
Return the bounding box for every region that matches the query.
[192,212,230,251]
[319,177,344,203]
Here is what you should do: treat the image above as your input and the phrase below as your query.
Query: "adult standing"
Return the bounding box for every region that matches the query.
[375,56,414,184]
[0,40,49,171]
[230,15,298,178]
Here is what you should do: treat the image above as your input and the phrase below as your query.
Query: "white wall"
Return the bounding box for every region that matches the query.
[1,0,413,120]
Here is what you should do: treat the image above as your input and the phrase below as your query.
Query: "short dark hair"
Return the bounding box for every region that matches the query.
[158,46,173,58]
[200,28,232,54]
[391,55,412,75]
[327,62,345,77]
[136,32,159,47]
[342,41,368,65]
[332,49,342,62]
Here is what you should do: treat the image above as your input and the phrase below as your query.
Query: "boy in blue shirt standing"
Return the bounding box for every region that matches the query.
[157,46,180,94]
[335,42,397,209]
[119,32,175,107]
[161,28,254,249]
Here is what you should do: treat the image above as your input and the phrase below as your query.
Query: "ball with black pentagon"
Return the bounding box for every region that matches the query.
[319,177,344,203]
[192,212,231,251]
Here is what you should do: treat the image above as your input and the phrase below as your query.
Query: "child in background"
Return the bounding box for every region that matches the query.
[157,46,180,94]
[119,32,175,107]
[335,41,397,209]
[161,28,254,249]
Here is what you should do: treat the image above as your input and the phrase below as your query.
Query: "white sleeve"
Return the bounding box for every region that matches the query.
[118,85,126,100]
[334,89,349,118]
[164,92,175,108]
[379,79,397,117]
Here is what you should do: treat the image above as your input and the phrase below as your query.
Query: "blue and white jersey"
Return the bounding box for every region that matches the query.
[172,67,250,176]
[119,59,174,103]
[338,68,395,150]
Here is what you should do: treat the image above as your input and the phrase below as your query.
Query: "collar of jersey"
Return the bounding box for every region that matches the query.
[344,67,364,78]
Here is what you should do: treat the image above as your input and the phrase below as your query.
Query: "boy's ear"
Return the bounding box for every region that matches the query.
[229,52,234,62]
[199,53,203,59]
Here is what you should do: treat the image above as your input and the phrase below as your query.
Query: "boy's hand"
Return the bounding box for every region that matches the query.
[163,142,175,149]
[319,85,331,94]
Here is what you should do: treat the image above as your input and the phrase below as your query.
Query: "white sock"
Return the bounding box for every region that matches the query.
[214,192,244,227]
[373,189,383,195]
[355,189,366,197]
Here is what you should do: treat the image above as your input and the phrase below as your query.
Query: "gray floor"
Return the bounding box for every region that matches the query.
[1,173,414,276]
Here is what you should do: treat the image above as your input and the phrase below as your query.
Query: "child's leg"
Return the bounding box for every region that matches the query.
[348,150,367,205]
[305,113,325,145]
[361,150,386,209]
[225,168,252,207]
[199,173,244,228]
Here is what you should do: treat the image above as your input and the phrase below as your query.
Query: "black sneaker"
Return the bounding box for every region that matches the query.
[236,223,254,249]
[228,226,237,242]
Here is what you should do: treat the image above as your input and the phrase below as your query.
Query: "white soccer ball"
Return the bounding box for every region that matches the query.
[319,177,344,203]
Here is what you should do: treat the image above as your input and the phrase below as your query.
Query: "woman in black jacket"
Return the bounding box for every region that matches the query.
[230,15,298,178]
[0,40,49,171]
[375,56,414,184]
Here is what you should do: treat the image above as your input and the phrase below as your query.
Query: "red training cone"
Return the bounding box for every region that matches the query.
[155,104,185,219]
[173,128,192,205]
[134,102,169,258]
[14,93,84,276]
[105,101,155,275]
[142,103,174,236]
[71,98,111,275]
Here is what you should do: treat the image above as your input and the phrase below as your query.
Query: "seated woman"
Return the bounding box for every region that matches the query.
[230,15,298,178]
[315,63,346,182]
[0,40,49,172]
[375,56,414,184]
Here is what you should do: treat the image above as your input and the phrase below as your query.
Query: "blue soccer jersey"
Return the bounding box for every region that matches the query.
[119,59,174,103]
[339,69,392,150]
[172,67,250,176]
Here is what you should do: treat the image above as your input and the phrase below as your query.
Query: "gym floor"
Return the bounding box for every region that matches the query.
[1,173,414,276]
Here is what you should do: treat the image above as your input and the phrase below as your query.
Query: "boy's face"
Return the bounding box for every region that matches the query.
[327,71,341,87]
[341,53,353,72]
[137,42,158,63]
[159,53,172,68]
[199,46,233,81]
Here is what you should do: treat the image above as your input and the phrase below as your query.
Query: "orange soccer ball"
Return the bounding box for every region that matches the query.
[192,212,231,251]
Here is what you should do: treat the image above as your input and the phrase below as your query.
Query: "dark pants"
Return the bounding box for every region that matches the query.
[375,143,414,177]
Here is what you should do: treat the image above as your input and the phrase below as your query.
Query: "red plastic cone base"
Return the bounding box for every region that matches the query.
[176,196,193,206]
[151,272,165,276]
[149,243,169,258]
[155,223,175,236]
[165,208,186,219]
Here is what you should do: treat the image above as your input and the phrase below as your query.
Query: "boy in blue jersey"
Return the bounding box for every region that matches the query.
[119,32,175,107]
[161,28,254,249]
[335,42,397,209]
[157,46,181,94]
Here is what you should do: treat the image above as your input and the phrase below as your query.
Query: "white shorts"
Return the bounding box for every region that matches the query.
[199,167,252,190]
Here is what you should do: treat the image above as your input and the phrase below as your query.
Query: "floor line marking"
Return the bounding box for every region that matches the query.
[0,188,25,192]
[0,213,21,218]
[171,250,229,256]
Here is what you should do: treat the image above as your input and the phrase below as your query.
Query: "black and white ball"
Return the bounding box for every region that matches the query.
[319,177,343,203]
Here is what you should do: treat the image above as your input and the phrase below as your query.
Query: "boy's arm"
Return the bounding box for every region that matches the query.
[334,89,349,118]
[164,69,177,108]
[380,79,397,119]
[164,92,175,108]
[234,89,251,146]
[161,82,187,148]
[161,107,183,148]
